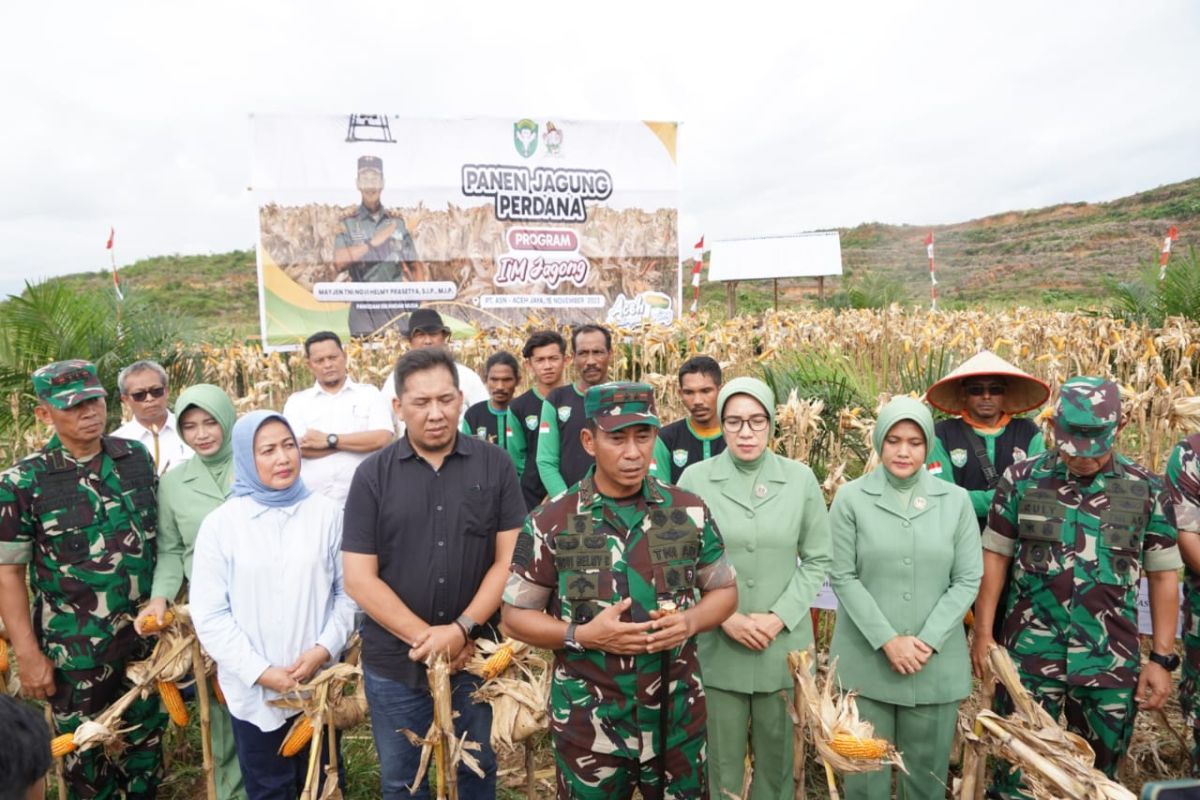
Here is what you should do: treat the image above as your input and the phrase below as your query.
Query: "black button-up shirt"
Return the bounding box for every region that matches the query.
[342,433,526,686]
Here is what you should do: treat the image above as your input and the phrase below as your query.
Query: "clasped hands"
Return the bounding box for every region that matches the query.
[576,597,694,655]
[882,635,933,675]
[720,612,784,651]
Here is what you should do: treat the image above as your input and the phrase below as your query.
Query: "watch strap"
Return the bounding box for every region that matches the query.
[1149,651,1180,670]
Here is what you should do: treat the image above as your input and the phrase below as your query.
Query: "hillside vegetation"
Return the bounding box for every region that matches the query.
[23,177,1200,337]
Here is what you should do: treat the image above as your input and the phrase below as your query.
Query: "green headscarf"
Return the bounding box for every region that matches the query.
[872,395,935,493]
[174,384,237,490]
[716,376,776,482]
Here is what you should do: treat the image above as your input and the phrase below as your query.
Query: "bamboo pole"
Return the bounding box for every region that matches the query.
[46,704,67,800]
[191,638,217,800]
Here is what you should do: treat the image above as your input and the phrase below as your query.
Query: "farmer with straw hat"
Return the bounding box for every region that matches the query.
[972,377,1181,796]
[925,350,1051,530]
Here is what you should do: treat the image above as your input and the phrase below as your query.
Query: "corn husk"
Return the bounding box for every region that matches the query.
[127,604,198,690]
[401,654,485,800]
[469,639,551,753]
[786,650,906,775]
[957,645,1135,800]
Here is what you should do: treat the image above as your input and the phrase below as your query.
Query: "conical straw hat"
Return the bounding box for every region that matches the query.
[925,350,1050,415]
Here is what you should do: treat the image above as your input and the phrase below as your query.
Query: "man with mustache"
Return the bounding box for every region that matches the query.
[651,356,726,485]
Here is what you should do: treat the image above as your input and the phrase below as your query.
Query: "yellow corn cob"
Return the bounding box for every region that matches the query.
[158,681,189,726]
[280,717,314,757]
[51,733,77,758]
[141,610,176,633]
[829,733,889,759]
[962,608,975,628]
[481,644,514,680]
[1155,374,1170,390]
[0,640,8,675]
[211,678,226,706]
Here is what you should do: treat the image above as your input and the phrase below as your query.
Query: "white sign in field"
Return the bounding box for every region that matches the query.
[707,230,843,282]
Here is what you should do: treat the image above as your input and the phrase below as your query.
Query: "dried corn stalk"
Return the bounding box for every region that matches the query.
[958,645,1135,800]
[401,655,485,800]
[786,650,906,775]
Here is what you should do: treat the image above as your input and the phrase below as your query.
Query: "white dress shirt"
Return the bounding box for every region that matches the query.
[190,493,357,733]
[283,378,393,505]
[112,411,193,476]
[379,362,489,436]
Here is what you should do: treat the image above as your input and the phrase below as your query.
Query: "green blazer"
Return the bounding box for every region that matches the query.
[679,450,832,693]
[828,467,982,707]
[151,456,229,601]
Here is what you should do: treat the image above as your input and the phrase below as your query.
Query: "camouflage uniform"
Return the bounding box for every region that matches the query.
[982,377,1181,797]
[0,361,165,800]
[504,383,737,800]
[1165,432,1200,772]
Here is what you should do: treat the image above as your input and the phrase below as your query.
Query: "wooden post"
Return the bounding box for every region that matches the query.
[818,275,825,301]
[524,741,536,800]
[726,281,737,318]
[773,278,779,311]
[46,704,67,800]
[192,639,218,800]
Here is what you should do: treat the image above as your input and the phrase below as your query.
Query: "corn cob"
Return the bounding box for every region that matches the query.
[211,678,226,706]
[481,644,514,680]
[280,716,314,757]
[51,733,77,758]
[158,681,189,726]
[141,610,176,633]
[0,640,8,675]
[963,608,975,628]
[829,733,889,760]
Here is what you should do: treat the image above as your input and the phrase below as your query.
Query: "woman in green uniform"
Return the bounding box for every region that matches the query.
[679,376,832,800]
[134,383,245,800]
[829,396,982,800]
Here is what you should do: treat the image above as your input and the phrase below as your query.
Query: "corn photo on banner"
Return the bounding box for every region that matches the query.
[251,114,680,350]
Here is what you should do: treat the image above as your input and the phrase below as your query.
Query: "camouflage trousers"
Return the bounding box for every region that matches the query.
[989,674,1135,799]
[1180,582,1200,774]
[553,734,708,800]
[51,661,168,800]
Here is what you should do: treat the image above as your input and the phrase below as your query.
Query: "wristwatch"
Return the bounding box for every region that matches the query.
[455,613,479,640]
[326,433,339,450]
[1148,651,1181,671]
[563,622,586,654]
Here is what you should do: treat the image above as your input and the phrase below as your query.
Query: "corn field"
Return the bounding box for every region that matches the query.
[6,308,1200,481]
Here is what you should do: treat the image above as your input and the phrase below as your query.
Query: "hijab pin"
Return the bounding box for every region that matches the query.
[754,484,768,498]
[913,496,927,510]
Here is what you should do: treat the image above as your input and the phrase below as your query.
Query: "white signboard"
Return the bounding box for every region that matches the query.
[708,230,843,282]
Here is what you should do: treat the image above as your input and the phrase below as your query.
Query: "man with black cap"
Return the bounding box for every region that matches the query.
[378,308,489,433]
[972,377,1181,795]
[0,360,165,798]
[333,155,428,337]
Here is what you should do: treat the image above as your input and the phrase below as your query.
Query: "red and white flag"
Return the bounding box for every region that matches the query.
[106,227,124,300]
[689,236,704,314]
[924,232,937,310]
[1160,226,1180,280]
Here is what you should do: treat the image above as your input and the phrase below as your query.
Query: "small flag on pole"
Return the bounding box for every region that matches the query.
[107,227,124,301]
[924,232,937,311]
[689,236,704,314]
[1159,225,1180,280]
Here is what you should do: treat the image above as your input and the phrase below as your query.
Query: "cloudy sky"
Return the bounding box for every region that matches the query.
[1,1,1197,297]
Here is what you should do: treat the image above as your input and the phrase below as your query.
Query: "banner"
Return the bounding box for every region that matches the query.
[252,115,679,349]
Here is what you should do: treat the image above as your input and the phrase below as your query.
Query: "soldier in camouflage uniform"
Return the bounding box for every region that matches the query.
[0,360,166,800]
[502,381,739,800]
[971,377,1180,797]
[1164,432,1200,773]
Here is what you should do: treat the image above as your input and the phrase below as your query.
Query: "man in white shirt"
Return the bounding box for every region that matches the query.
[111,360,192,475]
[284,331,394,505]
[378,308,488,434]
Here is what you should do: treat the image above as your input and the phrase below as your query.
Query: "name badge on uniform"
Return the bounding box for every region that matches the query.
[754,484,768,498]
[913,496,927,511]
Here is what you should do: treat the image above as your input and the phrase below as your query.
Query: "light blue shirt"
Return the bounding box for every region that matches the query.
[190,493,357,732]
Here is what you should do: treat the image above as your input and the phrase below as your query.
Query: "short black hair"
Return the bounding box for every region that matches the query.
[522,330,566,359]
[393,347,460,397]
[485,351,520,378]
[678,355,722,387]
[0,696,50,800]
[304,331,343,357]
[571,324,611,353]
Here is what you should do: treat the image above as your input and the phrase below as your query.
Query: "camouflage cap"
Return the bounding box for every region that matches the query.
[585,381,660,432]
[32,360,107,410]
[1052,376,1120,458]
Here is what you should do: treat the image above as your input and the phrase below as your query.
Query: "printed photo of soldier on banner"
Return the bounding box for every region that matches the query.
[252,114,680,349]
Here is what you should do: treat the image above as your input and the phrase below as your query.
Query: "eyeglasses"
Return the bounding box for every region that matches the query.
[722,415,770,433]
[965,384,1006,397]
[128,386,166,402]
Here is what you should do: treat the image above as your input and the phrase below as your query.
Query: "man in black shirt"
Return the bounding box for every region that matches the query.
[652,355,726,484]
[342,347,526,800]
[460,351,520,450]
[536,324,613,499]
[507,330,566,510]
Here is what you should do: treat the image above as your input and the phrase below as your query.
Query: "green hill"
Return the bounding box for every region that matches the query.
[18,176,1200,336]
